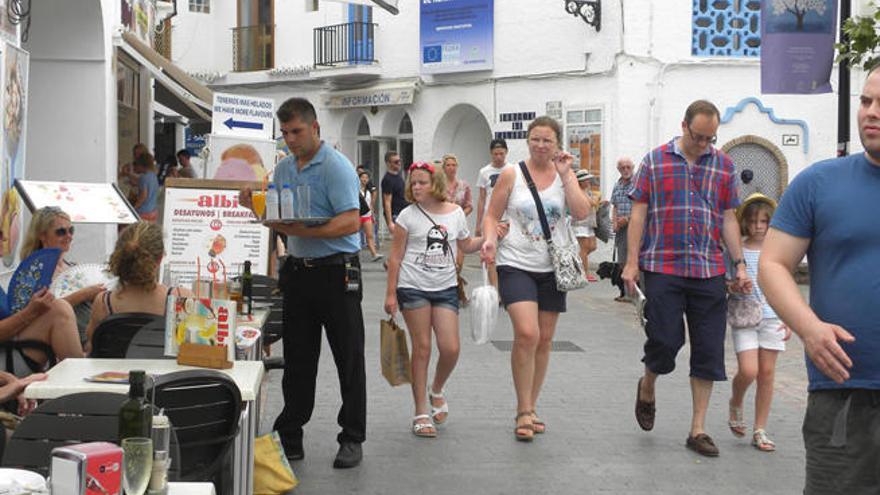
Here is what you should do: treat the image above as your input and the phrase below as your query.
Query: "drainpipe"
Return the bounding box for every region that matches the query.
[838,0,851,157]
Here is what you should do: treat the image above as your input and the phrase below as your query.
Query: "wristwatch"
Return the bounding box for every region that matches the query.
[733,258,746,267]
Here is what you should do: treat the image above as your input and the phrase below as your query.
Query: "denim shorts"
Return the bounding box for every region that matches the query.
[396,286,459,313]
[496,265,566,313]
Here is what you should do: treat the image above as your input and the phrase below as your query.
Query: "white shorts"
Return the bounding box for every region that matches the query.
[573,222,595,238]
[732,318,786,353]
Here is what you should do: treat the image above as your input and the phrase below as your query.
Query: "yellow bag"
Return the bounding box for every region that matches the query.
[380,317,412,386]
[253,432,298,495]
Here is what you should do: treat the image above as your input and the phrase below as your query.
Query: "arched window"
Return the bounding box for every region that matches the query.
[398,114,413,134]
[722,135,789,201]
[357,116,371,136]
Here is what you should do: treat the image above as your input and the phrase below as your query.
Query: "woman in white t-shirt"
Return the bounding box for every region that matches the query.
[480,116,591,442]
[385,161,483,438]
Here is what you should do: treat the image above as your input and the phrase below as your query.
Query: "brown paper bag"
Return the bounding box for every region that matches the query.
[380,317,412,386]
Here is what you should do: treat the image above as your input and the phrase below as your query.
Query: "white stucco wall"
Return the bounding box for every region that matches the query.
[172,0,236,74]
[21,0,120,264]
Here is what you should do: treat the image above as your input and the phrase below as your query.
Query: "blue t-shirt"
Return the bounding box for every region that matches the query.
[273,143,360,258]
[771,153,880,391]
[137,171,159,214]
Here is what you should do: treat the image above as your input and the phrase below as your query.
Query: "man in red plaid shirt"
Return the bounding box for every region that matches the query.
[623,100,751,457]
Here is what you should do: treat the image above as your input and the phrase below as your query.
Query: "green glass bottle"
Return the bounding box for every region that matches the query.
[242,260,253,315]
[118,370,152,442]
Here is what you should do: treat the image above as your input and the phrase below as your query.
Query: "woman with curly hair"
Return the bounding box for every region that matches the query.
[84,222,190,353]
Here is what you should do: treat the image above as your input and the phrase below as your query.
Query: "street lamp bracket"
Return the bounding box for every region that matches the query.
[564,0,601,32]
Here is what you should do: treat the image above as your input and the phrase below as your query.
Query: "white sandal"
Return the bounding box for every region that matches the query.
[429,389,449,425]
[752,429,776,452]
[412,414,437,438]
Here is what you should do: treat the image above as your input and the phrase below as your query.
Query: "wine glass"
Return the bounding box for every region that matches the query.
[122,437,153,495]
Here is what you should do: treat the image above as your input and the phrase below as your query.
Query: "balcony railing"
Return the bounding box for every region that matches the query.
[313,22,376,67]
[232,24,274,72]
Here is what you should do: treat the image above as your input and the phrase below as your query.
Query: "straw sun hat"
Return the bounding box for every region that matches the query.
[735,193,777,222]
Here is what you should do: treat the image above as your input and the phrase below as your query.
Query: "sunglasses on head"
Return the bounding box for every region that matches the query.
[408,162,435,174]
[55,226,75,237]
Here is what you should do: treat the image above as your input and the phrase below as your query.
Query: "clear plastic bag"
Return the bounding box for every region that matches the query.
[470,264,499,345]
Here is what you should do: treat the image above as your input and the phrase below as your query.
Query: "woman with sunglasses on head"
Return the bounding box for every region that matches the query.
[21,207,104,344]
[83,222,190,354]
[480,116,591,441]
[384,161,483,438]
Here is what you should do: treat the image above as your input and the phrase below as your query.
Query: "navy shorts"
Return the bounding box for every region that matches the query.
[642,272,727,381]
[496,265,566,313]
[396,286,459,313]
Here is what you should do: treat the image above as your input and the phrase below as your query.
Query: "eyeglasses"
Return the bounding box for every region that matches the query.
[54,226,75,237]
[687,126,717,145]
[408,161,435,174]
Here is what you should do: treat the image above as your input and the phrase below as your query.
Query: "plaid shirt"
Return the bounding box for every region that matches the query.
[611,177,633,218]
[629,138,739,279]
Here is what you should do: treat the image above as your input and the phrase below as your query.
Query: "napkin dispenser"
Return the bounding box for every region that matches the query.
[51,442,123,495]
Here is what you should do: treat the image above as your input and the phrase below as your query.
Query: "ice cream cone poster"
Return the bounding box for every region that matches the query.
[206,134,274,182]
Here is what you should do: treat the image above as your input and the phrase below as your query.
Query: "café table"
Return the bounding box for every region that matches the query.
[24,359,264,495]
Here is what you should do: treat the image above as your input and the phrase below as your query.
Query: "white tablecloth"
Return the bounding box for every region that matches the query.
[169,481,216,494]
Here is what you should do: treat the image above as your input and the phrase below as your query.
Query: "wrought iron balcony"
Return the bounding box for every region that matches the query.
[232,24,274,72]
[313,21,377,67]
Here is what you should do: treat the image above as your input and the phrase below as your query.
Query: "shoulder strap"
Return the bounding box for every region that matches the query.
[415,204,438,227]
[103,291,114,315]
[518,161,552,241]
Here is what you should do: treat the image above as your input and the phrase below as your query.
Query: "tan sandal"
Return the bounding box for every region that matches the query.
[514,412,534,442]
[530,411,545,434]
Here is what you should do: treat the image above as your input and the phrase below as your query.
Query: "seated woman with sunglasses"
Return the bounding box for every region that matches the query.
[20,207,105,344]
[84,222,190,354]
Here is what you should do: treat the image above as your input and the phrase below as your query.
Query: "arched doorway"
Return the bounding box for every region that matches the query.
[722,135,788,201]
[397,113,413,169]
[432,104,492,191]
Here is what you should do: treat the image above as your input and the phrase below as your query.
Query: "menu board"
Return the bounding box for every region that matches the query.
[160,179,269,288]
[15,179,139,224]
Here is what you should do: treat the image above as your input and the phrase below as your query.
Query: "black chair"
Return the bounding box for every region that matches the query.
[1,392,180,478]
[147,370,241,494]
[90,313,165,358]
[125,320,173,359]
[0,340,56,375]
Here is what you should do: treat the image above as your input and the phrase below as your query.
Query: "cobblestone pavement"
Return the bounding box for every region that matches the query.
[259,257,811,494]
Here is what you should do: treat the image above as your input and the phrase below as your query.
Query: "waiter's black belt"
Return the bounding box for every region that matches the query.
[287,252,359,269]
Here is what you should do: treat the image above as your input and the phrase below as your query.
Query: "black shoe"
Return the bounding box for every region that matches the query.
[284,441,304,461]
[332,442,362,469]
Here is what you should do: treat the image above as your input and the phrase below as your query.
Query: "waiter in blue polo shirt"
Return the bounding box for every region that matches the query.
[240,97,365,469]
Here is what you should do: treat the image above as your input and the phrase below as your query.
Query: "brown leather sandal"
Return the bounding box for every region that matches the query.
[530,411,545,434]
[514,411,534,442]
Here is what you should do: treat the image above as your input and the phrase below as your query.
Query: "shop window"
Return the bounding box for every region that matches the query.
[189,0,210,14]
[565,108,602,193]
[692,0,761,57]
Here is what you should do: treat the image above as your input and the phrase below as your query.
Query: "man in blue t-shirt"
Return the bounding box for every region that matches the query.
[239,97,365,470]
[760,69,880,493]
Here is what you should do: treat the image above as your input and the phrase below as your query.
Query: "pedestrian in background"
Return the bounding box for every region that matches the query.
[727,193,790,452]
[382,151,409,235]
[384,161,482,438]
[480,116,590,442]
[623,99,749,457]
[759,67,880,493]
[610,157,634,302]
[475,139,512,288]
[359,170,382,262]
[132,152,160,223]
[572,169,600,283]
[442,153,473,302]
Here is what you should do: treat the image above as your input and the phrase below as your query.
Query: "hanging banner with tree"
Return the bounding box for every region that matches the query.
[761,0,837,94]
